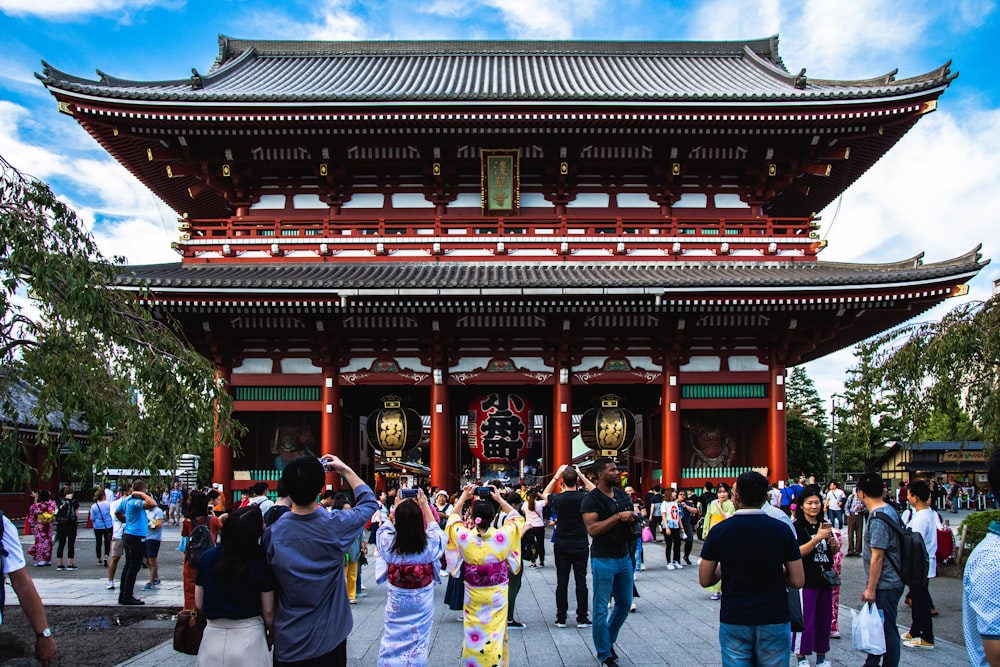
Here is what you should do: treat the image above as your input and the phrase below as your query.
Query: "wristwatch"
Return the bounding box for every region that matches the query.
[36,628,52,638]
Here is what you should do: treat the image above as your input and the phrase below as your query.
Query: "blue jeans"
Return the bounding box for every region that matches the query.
[719,622,791,667]
[591,555,633,662]
[864,586,903,667]
[827,508,844,529]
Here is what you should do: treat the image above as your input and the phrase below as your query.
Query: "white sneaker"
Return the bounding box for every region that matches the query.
[639,564,645,571]
[797,660,811,667]
[666,562,676,570]
[673,561,683,569]
[629,602,637,613]
[815,660,833,667]
[105,581,115,590]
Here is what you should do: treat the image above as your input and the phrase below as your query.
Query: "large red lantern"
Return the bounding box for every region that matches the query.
[468,392,533,463]
[579,394,636,461]
[366,395,422,461]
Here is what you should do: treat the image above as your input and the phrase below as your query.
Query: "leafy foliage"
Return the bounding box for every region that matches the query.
[786,366,827,428]
[870,297,1000,453]
[916,395,982,442]
[785,366,829,479]
[959,509,1000,555]
[0,154,243,488]
[832,343,905,473]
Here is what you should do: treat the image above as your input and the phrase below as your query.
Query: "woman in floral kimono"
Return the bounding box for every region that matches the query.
[701,482,735,600]
[375,488,446,666]
[446,484,523,667]
[27,489,57,566]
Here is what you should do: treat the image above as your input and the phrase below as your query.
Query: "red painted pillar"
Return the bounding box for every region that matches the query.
[322,366,341,489]
[553,359,573,472]
[212,365,234,501]
[430,371,451,491]
[660,358,682,489]
[768,363,788,481]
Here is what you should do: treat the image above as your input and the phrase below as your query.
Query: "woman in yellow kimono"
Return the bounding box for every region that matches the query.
[701,482,735,600]
[446,484,523,667]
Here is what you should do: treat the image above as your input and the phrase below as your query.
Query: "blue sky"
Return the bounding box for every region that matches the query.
[2,0,999,407]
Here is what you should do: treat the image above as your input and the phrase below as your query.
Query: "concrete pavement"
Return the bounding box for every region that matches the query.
[14,522,973,666]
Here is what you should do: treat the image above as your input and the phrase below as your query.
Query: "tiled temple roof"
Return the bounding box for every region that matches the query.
[115,247,985,295]
[39,35,955,105]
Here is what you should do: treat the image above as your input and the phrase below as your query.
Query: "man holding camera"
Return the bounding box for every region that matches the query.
[263,455,377,666]
[542,463,597,629]
[581,457,637,667]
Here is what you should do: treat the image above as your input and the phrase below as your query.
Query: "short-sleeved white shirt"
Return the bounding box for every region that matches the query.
[2,515,27,574]
[906,507,938,578]
[110,497,126,539]
[825,488,846,511]
[964,530,1000,667]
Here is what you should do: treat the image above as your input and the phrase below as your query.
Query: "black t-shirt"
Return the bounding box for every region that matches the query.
[580,487,634,559]
[195,547,276,620]
[550,490,588,552]
[700,511,801,626]
[794,519,833,589]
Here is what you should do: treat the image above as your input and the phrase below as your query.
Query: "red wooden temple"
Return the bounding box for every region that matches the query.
[39,36,984,496]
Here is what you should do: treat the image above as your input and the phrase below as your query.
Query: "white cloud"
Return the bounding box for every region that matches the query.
[480,0,603,39]
[304,1,371,41]
[686,0,984,80]
[0,0,169,20]
[0,99,177,265]
[420,0,476,19]
[800,105,1000,404]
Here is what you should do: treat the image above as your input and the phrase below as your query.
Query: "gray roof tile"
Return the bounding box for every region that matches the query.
[40,36,955,105]
[114,249,985,293]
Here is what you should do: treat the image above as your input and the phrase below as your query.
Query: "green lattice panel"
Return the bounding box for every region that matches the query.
[233,386,321,401]
[680,384,767,400]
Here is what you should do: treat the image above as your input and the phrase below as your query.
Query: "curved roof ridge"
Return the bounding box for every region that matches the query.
[890,60,957,87]
[36,60,104,87]
[39,61,191,89]
[920,244,986,269]
[741,44,794,84]
[818,253,926,271]
[215,34,780,63]
[809,68,899,87]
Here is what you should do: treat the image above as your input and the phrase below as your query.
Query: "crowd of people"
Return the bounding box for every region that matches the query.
[4,450,1000,667]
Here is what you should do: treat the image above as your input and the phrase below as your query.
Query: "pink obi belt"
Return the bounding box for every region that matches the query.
[464,561,509,587]
[387,563,435,589]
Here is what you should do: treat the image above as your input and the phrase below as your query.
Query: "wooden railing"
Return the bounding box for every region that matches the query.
[174,214,821,260]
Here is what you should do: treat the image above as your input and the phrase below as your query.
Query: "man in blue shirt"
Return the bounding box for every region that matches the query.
[263,455,378,667]
[963,448,1000,667]
[700,471,804,667]
[116,479,156,605]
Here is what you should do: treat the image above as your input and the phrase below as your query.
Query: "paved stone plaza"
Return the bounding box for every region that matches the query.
[14,521,971,666]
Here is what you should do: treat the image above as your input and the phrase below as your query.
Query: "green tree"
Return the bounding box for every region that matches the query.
[833,343,905,473]
[785,366,829,479]
[871,296,999,451]
[916,395,982,442]
[786,366,827,428]
[0,154,243,487]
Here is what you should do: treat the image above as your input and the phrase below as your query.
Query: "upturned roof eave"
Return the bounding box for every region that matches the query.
[111,252,986,296]
[41,80,952,111]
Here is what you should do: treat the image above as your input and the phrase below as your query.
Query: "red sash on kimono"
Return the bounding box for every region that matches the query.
[387,562,435,589]
[464,561,509,587]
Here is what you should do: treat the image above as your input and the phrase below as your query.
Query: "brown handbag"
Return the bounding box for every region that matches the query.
[173,609,207,655]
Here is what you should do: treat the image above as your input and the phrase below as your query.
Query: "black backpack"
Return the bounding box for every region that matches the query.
[185,521,215,567]
[869,511,929,588]
[56,499,75,525]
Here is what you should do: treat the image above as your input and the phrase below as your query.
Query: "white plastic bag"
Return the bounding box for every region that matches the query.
[852,602,886,655]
